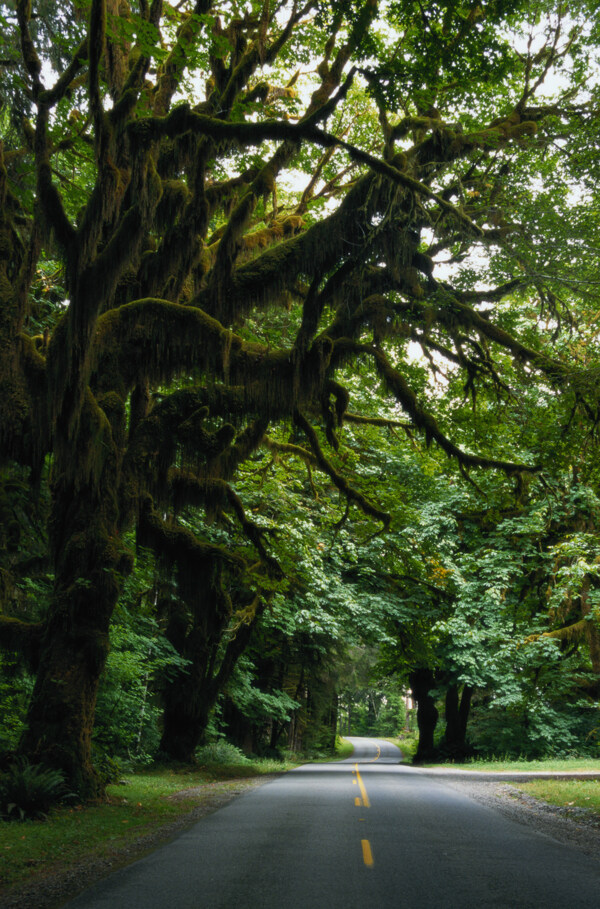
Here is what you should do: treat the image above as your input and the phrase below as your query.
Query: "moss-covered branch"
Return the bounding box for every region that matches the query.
[94,298,333,418]
[16,0,43,98]
[128,109,482,236]
[34,105,77,252]
[435,283,568,380]
[336,340,539,476]
[153,0,213,115]
[293,409,390,529]
[344,412,413,429]
[40,37,88,108]
[138,499,246,570]
[212,595,268,694]
[168,472,280,575]
[524,619,589,646]
[263,436,317,465]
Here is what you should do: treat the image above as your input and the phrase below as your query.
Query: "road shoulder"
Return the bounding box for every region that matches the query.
[442,776,600,861]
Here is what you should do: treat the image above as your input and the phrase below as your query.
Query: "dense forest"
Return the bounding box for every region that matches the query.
[1,0,600,800]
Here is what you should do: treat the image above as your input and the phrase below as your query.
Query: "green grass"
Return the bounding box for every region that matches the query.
[425,757,600,772]
[333,736,355,760]
[388,733,419,762]
[0,761,294,892]
[514,779,600,813]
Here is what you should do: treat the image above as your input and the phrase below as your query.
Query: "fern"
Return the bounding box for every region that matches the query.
[0,759,75,820]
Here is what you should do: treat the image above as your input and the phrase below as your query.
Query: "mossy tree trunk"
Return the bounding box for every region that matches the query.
[158,564,227,762]
[19,392,129,796]
[158,562,263,762]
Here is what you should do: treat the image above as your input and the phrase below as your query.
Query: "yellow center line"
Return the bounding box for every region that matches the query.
[354,764,370,808]
[361,839,374,867]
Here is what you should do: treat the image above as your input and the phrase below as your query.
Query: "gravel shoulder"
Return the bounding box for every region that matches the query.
[440,775,600,861]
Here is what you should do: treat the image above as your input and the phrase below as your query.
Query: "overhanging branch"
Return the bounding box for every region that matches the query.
[293,409,391,529]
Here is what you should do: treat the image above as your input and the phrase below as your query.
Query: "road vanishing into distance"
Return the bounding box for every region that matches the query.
[64,737,600,909]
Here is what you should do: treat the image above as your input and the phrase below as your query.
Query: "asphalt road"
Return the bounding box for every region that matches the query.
[63,737,600,908]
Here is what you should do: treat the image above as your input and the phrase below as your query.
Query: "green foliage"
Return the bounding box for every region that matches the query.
[391,732,419,762]
[195,742,251,766]
[0,655,34,752]
[3,0,600,792]
[0,759,74,821]
[338,647,407,737]
[0,768,286,889]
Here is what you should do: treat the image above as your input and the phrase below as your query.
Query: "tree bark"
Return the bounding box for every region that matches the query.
[442,683,473,760]
[409,668,439,763]
[159,566,262,762]
[19,463,126,795]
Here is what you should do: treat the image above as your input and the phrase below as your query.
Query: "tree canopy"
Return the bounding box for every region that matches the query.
[1,0,600,795]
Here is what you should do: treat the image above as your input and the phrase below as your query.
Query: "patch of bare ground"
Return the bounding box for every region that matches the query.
[0,776,276,909]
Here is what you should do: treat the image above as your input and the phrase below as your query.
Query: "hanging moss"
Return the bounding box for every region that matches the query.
[93,298,243,395]
[138,498,246,573]
[335,340,540,476]
[0,152,47,468]
[294,410,390,530]
[154,179,193,231]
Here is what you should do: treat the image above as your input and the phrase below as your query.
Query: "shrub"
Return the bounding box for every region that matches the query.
[0,759,75,820]
[195,742,251,765]
[91,745,123,786]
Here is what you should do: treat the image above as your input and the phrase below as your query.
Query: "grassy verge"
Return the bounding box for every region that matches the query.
[424,758,600,772]
[513,779,600,814]
[333,736,355,761]
[388,733,419,762]
[422,756,600,822]
[0,760,293,893]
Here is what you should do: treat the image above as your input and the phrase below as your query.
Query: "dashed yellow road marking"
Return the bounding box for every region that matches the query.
[354,764,370,808]
[355,796,362,807]
[361,839,374,867]
[365,744,381,763]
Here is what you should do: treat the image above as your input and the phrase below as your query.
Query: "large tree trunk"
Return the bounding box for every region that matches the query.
[18,401,127,798]
[159,566,261,762]
[160,683,213,762]
[158,585,221,762]
[409,668,439,763]
[442,683,473,760]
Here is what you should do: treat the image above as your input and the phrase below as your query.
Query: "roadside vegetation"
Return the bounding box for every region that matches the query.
[389,734,419,763]
[332,737,355,761]
[514,780,600,815]
[424,758,600,773]
[0,736,357,894]
[0,757,295,893]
